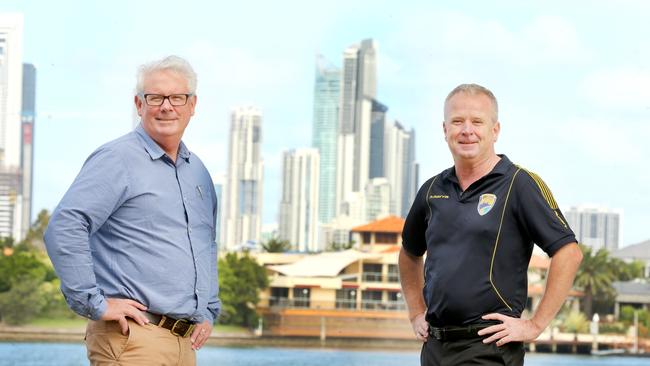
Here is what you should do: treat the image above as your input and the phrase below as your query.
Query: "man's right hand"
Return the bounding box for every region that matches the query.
[100,298,150,335]
[410,312,429,342]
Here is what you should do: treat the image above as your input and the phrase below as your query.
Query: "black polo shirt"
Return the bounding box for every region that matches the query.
[402,155,576,327]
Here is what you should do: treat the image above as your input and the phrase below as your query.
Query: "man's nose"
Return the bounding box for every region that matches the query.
[460,121,473,134]
[160,97,174,110]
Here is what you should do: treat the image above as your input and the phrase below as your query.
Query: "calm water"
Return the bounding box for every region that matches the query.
[0,343,648,366]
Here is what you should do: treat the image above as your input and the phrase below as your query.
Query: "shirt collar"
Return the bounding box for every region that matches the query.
[443,154,512,183]
[135,123,191,162]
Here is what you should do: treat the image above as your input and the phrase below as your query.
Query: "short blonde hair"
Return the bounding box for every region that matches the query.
[445,83,498,122]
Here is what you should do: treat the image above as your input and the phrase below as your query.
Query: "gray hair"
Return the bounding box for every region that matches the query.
[444,83,498,122]
[135,55,197,94]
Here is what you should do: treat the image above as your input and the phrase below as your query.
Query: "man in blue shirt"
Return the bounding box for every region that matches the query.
[44,55,219,365]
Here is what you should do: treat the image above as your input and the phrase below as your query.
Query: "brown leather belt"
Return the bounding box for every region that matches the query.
[429,323,495,342]
[144,312,195,338]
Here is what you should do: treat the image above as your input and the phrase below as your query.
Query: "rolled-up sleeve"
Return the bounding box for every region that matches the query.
[44,147,129,320]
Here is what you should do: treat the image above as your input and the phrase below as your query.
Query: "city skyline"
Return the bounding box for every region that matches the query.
[2,1,649,246]
[0,13,31,241]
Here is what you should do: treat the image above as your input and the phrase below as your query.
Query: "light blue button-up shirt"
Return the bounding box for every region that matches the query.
[44,124,220,323]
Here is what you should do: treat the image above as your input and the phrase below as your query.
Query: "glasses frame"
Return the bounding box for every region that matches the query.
[141,93,194,106]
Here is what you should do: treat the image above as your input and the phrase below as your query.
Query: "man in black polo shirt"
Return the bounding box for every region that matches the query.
[399,84,583,366]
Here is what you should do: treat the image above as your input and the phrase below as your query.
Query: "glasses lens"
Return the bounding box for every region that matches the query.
[169,94,188,106]
[145,94,164,106]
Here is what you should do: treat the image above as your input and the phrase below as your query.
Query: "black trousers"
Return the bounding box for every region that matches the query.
[420,336,524,366]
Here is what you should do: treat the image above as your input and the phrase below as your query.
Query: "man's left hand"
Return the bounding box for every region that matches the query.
[190,320,213,350]
[478,313,543,347]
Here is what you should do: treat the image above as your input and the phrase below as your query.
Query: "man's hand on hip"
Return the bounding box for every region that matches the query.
[190,320,212,350]
[100,298,149,335]
[478,313,543,346]
[410,312,429,342]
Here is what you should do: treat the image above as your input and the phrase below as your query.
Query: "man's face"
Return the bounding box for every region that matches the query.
[443,92,500,163]
[135,70,196,144]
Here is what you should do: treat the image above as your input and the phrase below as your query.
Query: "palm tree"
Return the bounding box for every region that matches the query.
[261,237,292,253]
[574,244,616,317]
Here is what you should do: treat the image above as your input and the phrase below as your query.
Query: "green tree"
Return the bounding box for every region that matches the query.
[561,310,589,334]
[574,245,616,318]
[218,252,269,327]
[18,209,50,251]
[0,237,15,250]
[325,240,355,252]
[575,245,648,317]
[0,276,47,325]
[39,279,77,319]
[610,257,645,281]
[0,251,49,292]
[261,237,291,253]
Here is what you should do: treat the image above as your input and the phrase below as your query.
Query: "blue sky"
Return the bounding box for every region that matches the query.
[3,0,649,246]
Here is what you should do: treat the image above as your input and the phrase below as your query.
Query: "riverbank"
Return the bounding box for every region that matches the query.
[2,323,648,354]
[0,324,422,350]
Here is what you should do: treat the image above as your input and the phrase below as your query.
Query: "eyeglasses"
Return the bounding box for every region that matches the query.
[141,94,193,106]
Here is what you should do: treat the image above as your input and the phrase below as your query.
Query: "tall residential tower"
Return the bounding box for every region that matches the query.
[278,148,320,252]
[311,55,339,224]
[336,39,377,217]
[0,14,25,240]
[221,106,264,251]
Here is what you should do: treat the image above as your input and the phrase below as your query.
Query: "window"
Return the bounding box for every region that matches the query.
[270,287,289,307]
[362,263,382,282]
[387,264,399,282]
[293,288,311,308]
[362,290,382,309]
[336,289,357,309]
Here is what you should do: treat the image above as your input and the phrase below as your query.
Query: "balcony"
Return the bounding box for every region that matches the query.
[266,297,406,312]
[361,272,383,282]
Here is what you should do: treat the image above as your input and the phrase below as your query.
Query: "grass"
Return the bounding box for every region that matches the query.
[27,317,87,329]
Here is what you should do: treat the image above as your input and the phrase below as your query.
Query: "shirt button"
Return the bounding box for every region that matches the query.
[189,228,193,234]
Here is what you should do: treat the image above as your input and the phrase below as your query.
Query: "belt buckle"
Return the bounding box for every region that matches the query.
[430,327,445,341]
[170,318,194,338]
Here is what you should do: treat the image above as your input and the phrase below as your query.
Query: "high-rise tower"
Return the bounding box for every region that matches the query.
[336,39,377,216]
[0,14,25,240]
[221,106,264,251]
[278,148,320,252]
[311,55,339,224]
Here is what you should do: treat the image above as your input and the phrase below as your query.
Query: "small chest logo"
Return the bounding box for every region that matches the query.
[477,194,497,216]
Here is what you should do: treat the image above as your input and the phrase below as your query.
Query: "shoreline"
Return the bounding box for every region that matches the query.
[0,326,422,351]
[2,326,649,357]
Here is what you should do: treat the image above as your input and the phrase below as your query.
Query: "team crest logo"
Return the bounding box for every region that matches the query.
[477,194,497,216]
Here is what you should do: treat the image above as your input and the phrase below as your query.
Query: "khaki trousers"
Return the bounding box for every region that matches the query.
[85,319,195,366]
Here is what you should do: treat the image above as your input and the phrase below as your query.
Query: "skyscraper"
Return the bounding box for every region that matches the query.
[278,148,320,252]
[0,14,24,240]
[221,106,263,251]
[311,55,339,224]
[565,205,620,251]
[21,63,35,239]
[212,172,226,245]
[384,121,418,218]
[369,100,388,179]
[336,39,377,216]
[364,177,391,222]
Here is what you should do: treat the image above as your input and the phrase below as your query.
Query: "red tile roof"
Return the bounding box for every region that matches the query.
[351,216,405,234]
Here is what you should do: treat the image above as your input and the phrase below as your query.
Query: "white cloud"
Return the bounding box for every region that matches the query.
[579,68,650,108]
[559,117,650,166]
[388,12,589,69]
[183,41,302,91]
